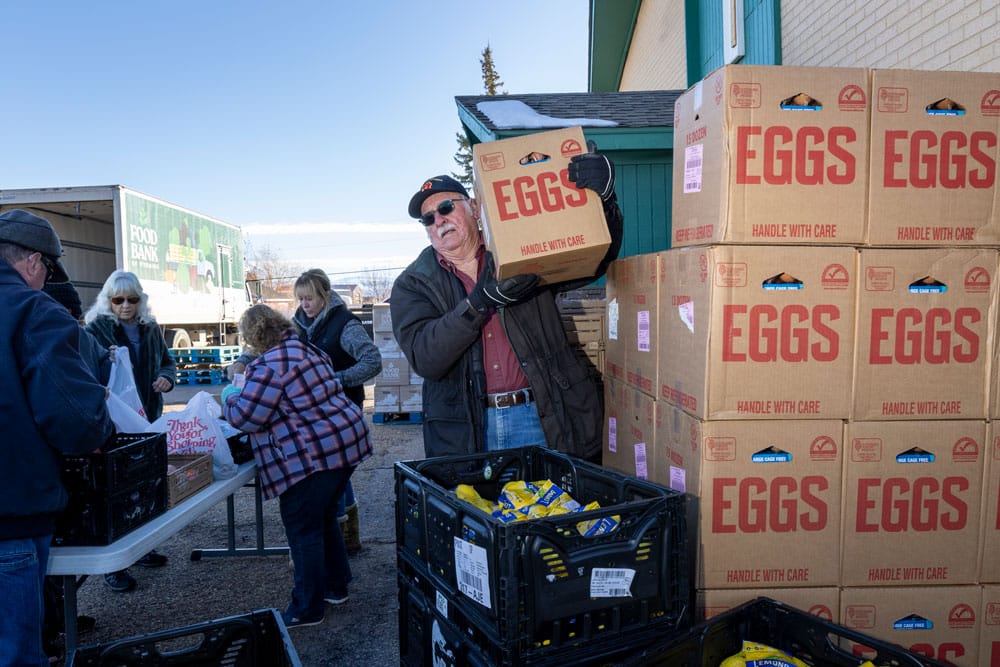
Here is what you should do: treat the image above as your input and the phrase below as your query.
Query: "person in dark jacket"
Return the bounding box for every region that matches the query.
[40,280,109,659]
[44,280,112,384]
[390,146,622,462]
[84,270,175,591]
[221,305,372,629]
[0,209,114,666]
[291,269,380,554]
[84,271,175,421]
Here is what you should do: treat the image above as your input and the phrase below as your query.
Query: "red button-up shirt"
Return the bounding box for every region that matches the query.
[437,247,530,394]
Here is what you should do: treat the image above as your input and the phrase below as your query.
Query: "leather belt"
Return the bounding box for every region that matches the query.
[486,388,534,409]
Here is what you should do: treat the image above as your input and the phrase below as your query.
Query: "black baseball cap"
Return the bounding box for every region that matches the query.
[408,175,470,219]
[0,209,69,282]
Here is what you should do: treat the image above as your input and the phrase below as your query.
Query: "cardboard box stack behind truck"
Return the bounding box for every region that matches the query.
[601,64,1000,661]
[371,303,419,415]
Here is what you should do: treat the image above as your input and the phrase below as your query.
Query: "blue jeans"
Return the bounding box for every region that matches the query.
[0,536,50,667]
[485,400,547,451]
[279,468,354,620]
[334,479,357,519]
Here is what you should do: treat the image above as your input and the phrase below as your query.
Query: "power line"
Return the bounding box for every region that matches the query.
[248,266,406,281]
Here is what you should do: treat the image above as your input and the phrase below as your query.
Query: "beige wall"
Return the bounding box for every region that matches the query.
[620,0,688,90]
[782,0,1000,71]
[617,0,997,94]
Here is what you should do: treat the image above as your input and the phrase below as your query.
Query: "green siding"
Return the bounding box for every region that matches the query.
[588,0,643,92]
[744,0,782,65]
[697,0,725,81]
[614,155,673,257]
[688,0,781,81]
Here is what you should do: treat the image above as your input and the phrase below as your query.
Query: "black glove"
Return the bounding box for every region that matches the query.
[568,140,616,201]
[467,255,540,314]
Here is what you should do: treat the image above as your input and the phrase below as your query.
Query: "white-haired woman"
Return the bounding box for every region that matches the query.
[85,271,176,422]
[84,270,176,590]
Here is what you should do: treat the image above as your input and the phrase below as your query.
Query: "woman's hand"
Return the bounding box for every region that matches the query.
[152,376,172,393]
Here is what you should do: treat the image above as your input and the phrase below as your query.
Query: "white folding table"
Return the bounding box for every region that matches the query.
[47,461,287,662]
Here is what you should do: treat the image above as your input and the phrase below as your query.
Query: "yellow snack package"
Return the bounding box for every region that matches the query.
[493,509,523,523]
[582,514,621,536]
[454,484,497,515]
[533,480,571,508]
[719,640,809,667]
[496,480,540,512]
[574,500,606,535]
[509,480,575,520]
[517,503,553,520]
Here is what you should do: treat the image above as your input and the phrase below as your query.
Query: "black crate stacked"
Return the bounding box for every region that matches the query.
[394,446,690,666]
[74,608,302,666]
[170,345,241,385]
[54,432,169,546]
[622,597,947,667]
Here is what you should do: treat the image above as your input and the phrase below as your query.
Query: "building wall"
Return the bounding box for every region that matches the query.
[782,0,1000,71]
[620,0,688,90]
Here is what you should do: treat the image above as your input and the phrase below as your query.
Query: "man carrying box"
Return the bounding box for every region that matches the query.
[390,144,621,462]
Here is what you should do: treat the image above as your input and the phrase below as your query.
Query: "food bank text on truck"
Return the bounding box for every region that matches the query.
[0,185,249,347]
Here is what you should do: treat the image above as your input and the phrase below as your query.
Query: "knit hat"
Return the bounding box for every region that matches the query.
[407,175,470,219]
[43,281,84,320]
[0,209,69,282]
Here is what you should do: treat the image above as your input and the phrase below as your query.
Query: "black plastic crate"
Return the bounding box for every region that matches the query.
[54,473,168,546]
[226,432,254,465]
[624,597,951,667]
[60,432,167,494]
[73,608,301,666]
[395,446,689,662]
[398,569,653,667]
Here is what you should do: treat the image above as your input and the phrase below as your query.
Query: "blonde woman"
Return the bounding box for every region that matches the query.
[291,269,380,553]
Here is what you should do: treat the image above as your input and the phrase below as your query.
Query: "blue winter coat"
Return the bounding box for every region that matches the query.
[0,259,114,540]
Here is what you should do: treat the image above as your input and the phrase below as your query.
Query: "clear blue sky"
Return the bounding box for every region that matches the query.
[1,1,589,282]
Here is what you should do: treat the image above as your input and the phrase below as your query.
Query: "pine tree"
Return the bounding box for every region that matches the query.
[480,45,504,95]
[453,45,506,187]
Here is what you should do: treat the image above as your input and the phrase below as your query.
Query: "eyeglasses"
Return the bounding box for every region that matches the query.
[111,296,141,305]
[39,255,57,281]
[420,198,465,227]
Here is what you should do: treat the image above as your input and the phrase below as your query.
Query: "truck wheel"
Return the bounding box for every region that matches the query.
[166,328,192,349]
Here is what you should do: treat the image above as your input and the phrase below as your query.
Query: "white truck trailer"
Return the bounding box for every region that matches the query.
[0,185,248,347]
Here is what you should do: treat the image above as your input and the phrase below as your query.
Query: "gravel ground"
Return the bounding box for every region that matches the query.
[59,383,423,666]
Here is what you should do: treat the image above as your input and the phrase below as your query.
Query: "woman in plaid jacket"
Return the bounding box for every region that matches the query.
[222,304,371,628]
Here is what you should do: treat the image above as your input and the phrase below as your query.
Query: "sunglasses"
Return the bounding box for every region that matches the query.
[420,198,465,227]
[111,296,141,305]
[39,255,57,281]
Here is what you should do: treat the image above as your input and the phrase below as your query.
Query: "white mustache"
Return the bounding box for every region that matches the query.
[436,223,457,239]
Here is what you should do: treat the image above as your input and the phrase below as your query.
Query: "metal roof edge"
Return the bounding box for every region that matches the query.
[589,0,641,92]
[456,102,494,145]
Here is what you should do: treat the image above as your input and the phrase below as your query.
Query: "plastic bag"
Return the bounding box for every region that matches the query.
[106,392,153,433]
[148,391,238,479]
[107,346,147,419]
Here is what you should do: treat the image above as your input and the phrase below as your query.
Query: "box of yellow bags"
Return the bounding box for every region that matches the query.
[394,445,688,666]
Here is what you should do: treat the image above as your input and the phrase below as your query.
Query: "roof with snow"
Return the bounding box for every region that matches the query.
[456,90,680,147]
